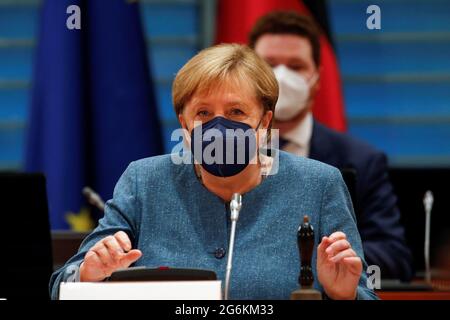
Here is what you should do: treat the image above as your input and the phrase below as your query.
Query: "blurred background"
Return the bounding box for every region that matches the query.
[0,0,450,298]
[2,0,449,171]
[0,0,450,255]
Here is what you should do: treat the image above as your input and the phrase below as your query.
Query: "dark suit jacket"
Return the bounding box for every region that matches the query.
[309,121,413,281]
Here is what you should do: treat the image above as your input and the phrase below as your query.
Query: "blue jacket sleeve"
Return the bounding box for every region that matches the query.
[49,161,141,299]
[318,166,379,300]
[357,152,413,281]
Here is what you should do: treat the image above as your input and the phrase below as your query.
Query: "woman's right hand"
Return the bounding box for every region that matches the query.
[79,231,142,282]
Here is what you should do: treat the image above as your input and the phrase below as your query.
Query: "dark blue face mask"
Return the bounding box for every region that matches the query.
[190,116,259,177]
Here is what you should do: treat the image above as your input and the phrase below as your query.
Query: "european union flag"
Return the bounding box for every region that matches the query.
[26,0,163,229]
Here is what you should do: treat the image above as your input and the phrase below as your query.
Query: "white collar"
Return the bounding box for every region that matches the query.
[281,112,313,149]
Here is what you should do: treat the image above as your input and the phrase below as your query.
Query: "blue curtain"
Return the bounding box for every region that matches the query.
[26,0,163,229]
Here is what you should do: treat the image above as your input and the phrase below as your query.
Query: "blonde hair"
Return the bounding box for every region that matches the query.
[172,44,278,124]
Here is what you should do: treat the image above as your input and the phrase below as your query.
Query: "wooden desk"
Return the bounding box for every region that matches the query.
[377,291,450,300]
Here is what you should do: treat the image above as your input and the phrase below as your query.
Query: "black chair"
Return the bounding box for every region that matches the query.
[0,173,53,299]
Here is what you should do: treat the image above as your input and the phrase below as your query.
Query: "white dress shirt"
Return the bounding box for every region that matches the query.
[281,112,313,157]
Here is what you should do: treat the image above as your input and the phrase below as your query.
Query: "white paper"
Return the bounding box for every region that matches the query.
[59,281,222,300]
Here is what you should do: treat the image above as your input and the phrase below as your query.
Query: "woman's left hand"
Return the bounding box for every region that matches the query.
[317,231,363,300]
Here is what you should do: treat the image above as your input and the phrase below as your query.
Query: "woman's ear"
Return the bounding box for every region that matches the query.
[256,110,273,149]
[178,113,187,131]
[178,113,192,147]
[262,110,273,130]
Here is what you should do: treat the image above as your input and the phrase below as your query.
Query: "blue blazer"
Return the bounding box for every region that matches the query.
[50,151,378,300]
[310,121,413,281]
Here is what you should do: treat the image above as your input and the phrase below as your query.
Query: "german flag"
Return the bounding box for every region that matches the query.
[216,0,346,132]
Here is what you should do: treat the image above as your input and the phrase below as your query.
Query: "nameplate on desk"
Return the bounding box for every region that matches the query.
[59,281,222,300]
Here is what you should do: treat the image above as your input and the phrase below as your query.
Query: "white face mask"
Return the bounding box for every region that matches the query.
[273,65,318,121]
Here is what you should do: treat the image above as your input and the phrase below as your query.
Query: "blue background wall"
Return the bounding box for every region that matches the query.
[328,0,450,167]
[0,0,449,170]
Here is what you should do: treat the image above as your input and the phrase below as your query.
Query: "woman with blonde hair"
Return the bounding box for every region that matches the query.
[50,44,377,300]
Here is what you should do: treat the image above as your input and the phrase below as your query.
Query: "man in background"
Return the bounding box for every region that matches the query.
[250,11,413,281]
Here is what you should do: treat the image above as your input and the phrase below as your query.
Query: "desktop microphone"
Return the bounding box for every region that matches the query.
[224,193,242,300]
[423,190,434,284]
[82,186,105,211]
